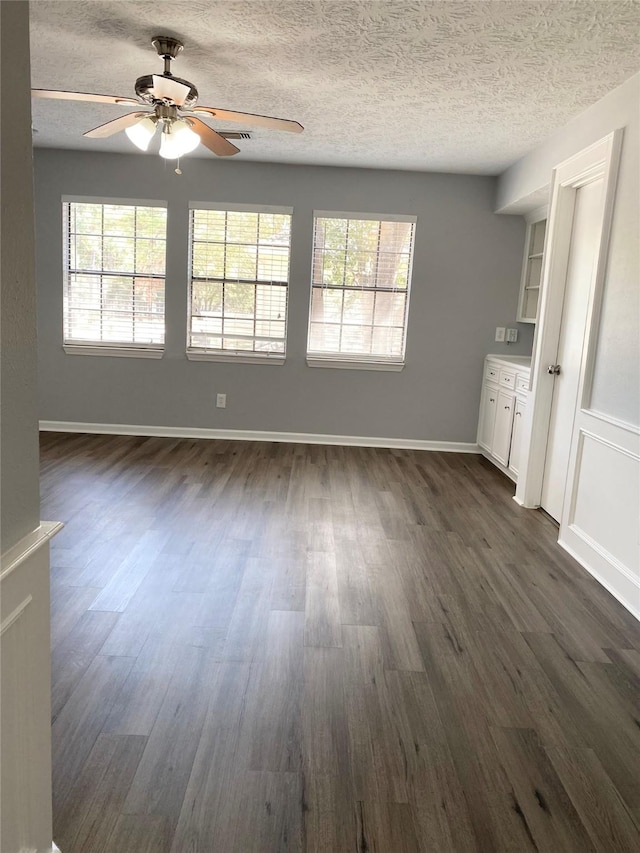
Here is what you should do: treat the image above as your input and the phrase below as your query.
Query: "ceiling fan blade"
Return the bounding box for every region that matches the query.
[32,89,139,106]
[193,106,303,134]
[83,112,148,139]
[187,117,240,156]
[151,75,190,106]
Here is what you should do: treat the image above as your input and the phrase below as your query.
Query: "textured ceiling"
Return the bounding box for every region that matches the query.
[29,0,640,174]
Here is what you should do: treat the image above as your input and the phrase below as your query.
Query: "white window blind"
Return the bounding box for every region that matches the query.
[308,213,416,364]
[63,200,167,349]
[188,205,292,357]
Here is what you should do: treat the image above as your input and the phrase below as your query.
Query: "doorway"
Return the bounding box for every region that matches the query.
[540,176,605,521]
[515,130,622,517]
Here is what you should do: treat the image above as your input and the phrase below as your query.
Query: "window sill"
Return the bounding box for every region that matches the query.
[186,350,285,366]
[63,345,164,359]
[306,357,404,372]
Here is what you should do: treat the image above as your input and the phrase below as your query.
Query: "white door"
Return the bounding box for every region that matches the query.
[540,177,605,521]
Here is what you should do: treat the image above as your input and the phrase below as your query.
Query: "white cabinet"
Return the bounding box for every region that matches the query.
[477,355,531,481]
[517,213,547,324]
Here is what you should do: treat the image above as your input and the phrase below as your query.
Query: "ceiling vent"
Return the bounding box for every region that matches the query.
[218,131,252,140]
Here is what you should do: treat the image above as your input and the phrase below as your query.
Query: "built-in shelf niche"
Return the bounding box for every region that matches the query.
[517,212,547,324]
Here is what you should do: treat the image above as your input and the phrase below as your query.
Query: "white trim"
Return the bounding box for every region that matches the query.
[189,201,293,214]
[581,408,640,436]
[187,350,285,365]
[0,596,33,637]
[524,204,549,224]
[17,844,61,853]
[516,130,623,509]
[39,421,480,454]
[63,344,163,359]
[61,195,167,207]
[313,210,417,223]
[1,522,63,583]
[558,535,640,623]
[566,524,639,590]
[306,357,404,372]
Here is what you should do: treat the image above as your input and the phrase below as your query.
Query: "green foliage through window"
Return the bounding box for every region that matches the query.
[189,208,292,355]
[64,202,167,346]
[309,215,415,360]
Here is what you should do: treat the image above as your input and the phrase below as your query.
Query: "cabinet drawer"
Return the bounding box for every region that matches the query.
[516,374,530,393]
[484,362,499,383]
[499,370,516,389]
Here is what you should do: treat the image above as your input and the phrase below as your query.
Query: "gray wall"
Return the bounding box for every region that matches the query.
[34,149,533,443]
[1,1,41,550]
[497,73,640,428]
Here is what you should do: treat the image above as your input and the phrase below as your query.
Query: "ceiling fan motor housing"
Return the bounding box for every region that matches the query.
[134,74,198,108]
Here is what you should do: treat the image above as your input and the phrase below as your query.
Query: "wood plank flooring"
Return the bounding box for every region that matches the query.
[41,432,640,853]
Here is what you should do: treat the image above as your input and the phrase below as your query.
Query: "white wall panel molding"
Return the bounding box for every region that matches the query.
[560,412,640,620]
[0,594,33,636]
[1,521,63,581]
[1,522,62,853]
[40,421,480,455]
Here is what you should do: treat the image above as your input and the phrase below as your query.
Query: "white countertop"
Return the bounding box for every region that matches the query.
[486,354,532,370]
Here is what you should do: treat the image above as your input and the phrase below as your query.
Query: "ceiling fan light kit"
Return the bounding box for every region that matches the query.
[160,118,201,159]
[124,114,157,151]
[31,35,303,165]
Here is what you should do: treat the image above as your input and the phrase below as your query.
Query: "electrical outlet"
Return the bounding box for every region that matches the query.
[495,327,506,342]
[216,393,226,409]
[506,328,518,343]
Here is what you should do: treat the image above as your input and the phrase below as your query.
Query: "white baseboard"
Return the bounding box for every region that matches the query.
[559,536,640,623]
[39,421,480,454]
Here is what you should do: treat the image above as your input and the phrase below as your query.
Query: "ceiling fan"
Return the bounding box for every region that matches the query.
[32,36,303,160]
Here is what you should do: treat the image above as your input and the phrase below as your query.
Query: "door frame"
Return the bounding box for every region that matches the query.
[515,130,623,509]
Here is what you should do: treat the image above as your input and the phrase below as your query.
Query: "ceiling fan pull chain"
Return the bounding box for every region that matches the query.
[175,157,182,176]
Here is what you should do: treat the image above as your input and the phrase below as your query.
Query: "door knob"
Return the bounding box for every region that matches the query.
[547,364,561,375]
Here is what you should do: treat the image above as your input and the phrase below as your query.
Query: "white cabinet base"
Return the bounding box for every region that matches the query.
[477,355,531,482]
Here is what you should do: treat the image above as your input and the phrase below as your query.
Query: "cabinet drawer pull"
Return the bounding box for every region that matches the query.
[515,411,522,416]
[489,398,495,403]
[504,406,510,410]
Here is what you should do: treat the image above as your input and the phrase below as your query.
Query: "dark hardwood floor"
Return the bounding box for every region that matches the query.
[41,431,640,853]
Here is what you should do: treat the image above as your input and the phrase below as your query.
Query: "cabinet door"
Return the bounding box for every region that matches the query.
[508,396,526,476]
[492,390,516,465]
[478,383,498,452]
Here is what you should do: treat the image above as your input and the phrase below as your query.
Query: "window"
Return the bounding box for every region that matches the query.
[63,199,167,357]
[188,204,293,363]
[307,212,416,370]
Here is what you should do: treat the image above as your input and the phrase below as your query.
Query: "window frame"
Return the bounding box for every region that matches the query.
[62,196,168,358]
[306,210,417,371]
[186,201,294,365]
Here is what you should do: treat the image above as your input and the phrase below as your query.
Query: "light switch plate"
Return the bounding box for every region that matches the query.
[506,328,518,343]
[495,327,506,342]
